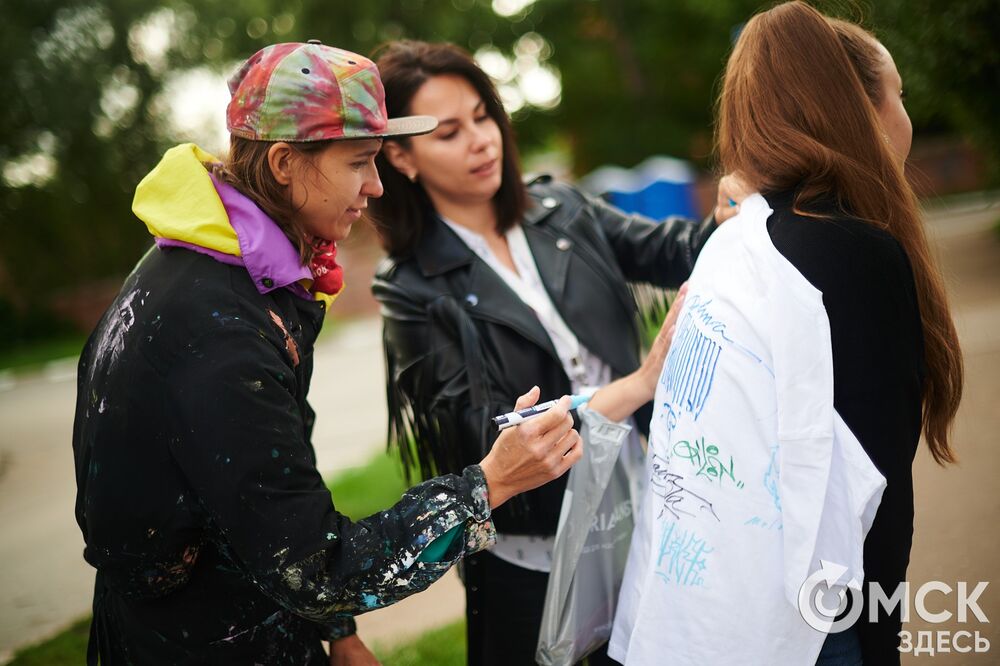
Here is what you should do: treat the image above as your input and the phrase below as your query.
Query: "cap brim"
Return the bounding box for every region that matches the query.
[378,115,439,138]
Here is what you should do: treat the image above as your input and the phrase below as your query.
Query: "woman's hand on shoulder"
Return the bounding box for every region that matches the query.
[478,387,581,509]
[715,172,754,223]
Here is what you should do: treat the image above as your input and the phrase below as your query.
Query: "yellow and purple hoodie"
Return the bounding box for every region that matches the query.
[132,143,339,309]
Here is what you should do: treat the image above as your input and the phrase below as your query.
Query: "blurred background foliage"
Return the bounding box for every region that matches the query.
[0,0,997,351]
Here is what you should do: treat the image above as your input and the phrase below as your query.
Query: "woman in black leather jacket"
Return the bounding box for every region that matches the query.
[369,40,740,665]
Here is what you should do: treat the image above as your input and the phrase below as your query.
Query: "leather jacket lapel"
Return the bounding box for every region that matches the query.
[412,206,639,379]
[523,223,571,304]
[415,215,475,277]
[524,212,640,378]
[464,260,560,361]
[417,216,559,363]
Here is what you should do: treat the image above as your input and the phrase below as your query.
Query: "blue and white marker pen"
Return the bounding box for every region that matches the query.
[492,394,592,431]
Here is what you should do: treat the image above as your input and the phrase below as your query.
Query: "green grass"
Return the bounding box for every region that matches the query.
[373,619,466,665]
[0,335,86,373]
[325,451,410,521]
[6,617,90,666]
[636,287,676,350]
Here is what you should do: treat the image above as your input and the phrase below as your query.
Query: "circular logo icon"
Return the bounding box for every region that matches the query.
[797,560,864,633]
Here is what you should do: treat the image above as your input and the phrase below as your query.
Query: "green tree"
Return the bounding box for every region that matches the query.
[511,0,757,172]
[0,0,501,345]
[1,0,995,347]
[512,0,998,175]
[872,0,1000,179]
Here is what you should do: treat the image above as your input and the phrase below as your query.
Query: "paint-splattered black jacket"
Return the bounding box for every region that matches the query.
[73,246,495,665]
[373,177,715,534]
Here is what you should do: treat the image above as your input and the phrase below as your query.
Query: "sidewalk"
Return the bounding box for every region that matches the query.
[903,198,1000,664]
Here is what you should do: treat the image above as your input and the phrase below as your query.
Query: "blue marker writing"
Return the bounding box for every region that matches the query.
[492,394,591,430]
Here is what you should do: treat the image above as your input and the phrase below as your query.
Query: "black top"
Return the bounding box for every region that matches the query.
[765,190,925,664]
[73,246,493,664]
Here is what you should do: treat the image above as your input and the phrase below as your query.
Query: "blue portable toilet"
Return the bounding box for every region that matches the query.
[579,155,697,220]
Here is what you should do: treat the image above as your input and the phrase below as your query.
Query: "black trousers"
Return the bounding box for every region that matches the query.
[464,550,618,666]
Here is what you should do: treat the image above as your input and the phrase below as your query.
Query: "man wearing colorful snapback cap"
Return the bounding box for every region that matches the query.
[73,41,583,665]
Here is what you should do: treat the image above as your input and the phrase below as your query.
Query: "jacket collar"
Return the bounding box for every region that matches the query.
[415,214,476,278]
[523,191,562,226]
[408,187,638,376]
[413,212,559,361]
[212,174,313,296]
[414,189,562,277]
[521,221,637,376]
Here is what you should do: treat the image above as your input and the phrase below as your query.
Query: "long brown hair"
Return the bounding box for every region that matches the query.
[369,40,528,257]
[717,1,962,463]
[211,136,332,263]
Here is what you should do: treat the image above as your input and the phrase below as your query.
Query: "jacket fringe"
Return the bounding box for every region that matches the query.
[384,296,533,518]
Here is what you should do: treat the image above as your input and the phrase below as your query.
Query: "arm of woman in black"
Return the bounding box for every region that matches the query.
[590,192,716,286]
[534,179,724,288]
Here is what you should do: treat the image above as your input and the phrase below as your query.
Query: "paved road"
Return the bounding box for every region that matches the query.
[902,198,1000,664]
[0,196,997,662]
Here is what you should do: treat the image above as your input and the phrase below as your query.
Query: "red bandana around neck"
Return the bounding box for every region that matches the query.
[309,237,344,295]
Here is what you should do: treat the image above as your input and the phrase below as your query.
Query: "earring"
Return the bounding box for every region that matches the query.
[408,172,418,183]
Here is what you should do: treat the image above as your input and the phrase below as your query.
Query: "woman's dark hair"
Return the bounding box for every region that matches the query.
[369,40,528,257]
[210,136,331,263]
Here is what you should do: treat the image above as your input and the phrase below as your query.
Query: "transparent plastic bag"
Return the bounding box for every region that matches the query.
[536,408,641,665]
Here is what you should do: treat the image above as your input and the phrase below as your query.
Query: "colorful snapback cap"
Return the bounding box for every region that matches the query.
[227,40,437,142]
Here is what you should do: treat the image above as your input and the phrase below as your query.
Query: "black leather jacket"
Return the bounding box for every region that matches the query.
[373,176,715,534]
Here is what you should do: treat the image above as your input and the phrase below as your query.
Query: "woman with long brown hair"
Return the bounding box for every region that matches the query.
[609,2,962,664]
